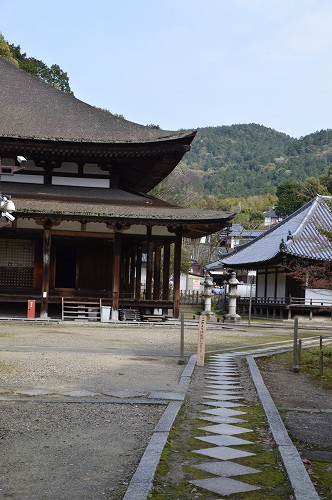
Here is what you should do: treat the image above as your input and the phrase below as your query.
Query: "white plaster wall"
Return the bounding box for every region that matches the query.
[256,272,266,298]
[186,274,204,292]
[276,272,286,299]
[52,221,82,231]
[238,283,256,298]
[85,222,112,233]
[52,177,109,188]
[16,219,41,229]
[151,226,173,236]
[266,271,275,298]
[180,273,187,290]
[83,163,103,175]
[122,225,147,235]
[2,175,44,184]
[56,162,78,173]
[305,288,332,305]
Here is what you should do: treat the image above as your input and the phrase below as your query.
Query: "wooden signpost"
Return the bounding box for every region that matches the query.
[197,315,207,366]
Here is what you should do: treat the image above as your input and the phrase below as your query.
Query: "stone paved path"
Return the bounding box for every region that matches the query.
[190,354,261,496]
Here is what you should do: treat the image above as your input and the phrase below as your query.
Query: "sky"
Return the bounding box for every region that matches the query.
[1,0,332,138]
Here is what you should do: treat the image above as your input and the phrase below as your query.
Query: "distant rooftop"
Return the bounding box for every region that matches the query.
[206,195,332,270]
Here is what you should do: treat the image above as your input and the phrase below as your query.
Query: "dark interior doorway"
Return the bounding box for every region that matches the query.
[55,246,77,288]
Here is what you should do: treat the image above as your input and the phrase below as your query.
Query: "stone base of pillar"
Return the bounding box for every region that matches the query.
[40,313,51,320]
[111,308,119,321]
[194,313,217,321]
[201,310,215,316]
[224,313,241,323]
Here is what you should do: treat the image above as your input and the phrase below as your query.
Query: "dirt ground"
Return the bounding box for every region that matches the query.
[0,401,164,499]
[257,354,332,462]
[0,322,331,499]
[0,323,184,499]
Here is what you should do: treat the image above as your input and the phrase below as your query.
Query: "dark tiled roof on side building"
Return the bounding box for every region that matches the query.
[206,195,332,269]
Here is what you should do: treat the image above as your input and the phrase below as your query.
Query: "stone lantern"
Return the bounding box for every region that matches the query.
[201,273,215,318]
[224,271,241,323]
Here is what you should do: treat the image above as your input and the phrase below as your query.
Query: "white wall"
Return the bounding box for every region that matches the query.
[305,288,332,306]
[266,271,275,297]
[256,273,265,299]
[237,283,256,298]
[276,272,286,299]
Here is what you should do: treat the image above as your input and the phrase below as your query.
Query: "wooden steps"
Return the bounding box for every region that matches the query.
[62,299,101,321]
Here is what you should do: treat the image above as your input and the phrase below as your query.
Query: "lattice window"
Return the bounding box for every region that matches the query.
[0,240,35,287]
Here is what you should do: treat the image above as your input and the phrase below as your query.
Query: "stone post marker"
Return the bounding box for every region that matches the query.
[224,271,241,323]
[201,273,215,318]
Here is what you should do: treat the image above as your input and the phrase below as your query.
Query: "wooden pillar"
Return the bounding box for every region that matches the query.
[40,225,52,318]
[162,242,170,300]
[123,246,130,295]
[111,231,121,320]
[264,266,268,300]
[153,245,161,300]
[173,230,182,319]
[145,226,153,300]
[274,266,278,300]
[129,244,136,298]
[135,244,142,299]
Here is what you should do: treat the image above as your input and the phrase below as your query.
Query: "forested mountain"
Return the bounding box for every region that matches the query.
[152,124,332,206]
[1,34,331,209]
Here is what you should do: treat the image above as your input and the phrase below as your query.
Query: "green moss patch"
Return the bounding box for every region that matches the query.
[150,394,291,499]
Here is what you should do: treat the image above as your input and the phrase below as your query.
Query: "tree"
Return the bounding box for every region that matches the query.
[319,165,332,194]
[233,210,264,230]
[0,33,18,66]
[8,41,74,94]
[276,180,303,217]
[301,176,330,201]
[286,230,332,292]
[287,260,332,292]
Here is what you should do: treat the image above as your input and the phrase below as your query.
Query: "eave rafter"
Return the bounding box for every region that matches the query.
[0,134,195,193]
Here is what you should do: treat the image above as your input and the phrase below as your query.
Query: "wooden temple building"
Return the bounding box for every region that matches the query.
[0,57,232,320]
[206,195,332,319]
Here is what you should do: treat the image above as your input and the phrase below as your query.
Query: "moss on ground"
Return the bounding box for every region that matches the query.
[269,347,332,391]
[310,461,332,499]
[257,349,332,499]
[149,395,292,499]
[0,360,16,375]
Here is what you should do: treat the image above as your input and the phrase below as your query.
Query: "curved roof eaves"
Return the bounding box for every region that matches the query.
[0,58,195,145]
[216,196,332,267]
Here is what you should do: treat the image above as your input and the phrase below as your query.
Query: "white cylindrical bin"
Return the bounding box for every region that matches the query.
[101,306,111,323]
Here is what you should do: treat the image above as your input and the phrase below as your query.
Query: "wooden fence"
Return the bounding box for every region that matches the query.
[180,290,201,305]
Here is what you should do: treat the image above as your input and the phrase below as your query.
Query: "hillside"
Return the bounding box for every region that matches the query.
[151,124,332,205]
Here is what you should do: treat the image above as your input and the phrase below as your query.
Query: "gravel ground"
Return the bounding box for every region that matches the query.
[0,351,182,393]
[0,401,164,499]
[0,321,330,499]
[0,323,185,499]
[257,354,332,462]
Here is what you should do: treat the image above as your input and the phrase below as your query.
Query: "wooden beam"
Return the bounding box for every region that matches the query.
[129,244,136,296]
[162,242,170,300]
[40,227,51,318]
[173,229,182,319]
[146,226,153,300]
[153,245,161,300]
[135,244,142,299]
[111,231,121,320]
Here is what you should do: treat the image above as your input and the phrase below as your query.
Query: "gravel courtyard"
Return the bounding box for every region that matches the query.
[0,322,186,499]
[0,320,329,499]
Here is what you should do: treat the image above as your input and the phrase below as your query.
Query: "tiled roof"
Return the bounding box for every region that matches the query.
[228,224,264,238]
[206,195,332,269]
[9,182,233,237]
[0,57,194,144]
